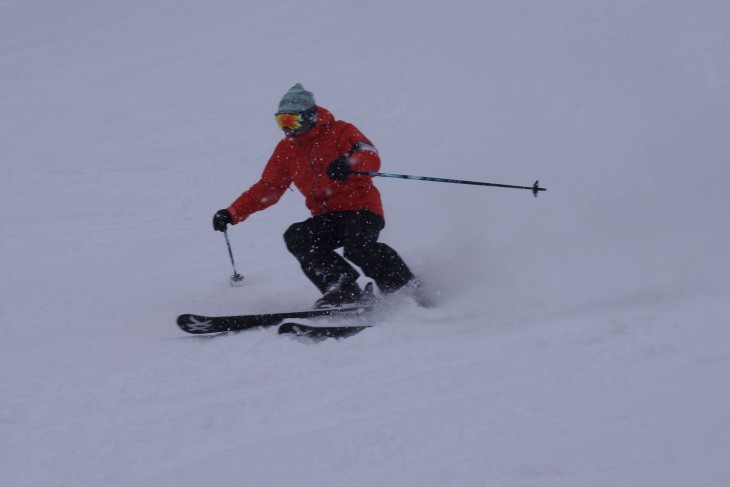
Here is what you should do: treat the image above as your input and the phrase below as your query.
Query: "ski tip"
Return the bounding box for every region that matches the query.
[278,322,371,339]
[277,322,300,335]
[176,314,214,334]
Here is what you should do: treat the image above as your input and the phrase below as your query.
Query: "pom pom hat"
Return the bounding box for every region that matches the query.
[277,83,315,114]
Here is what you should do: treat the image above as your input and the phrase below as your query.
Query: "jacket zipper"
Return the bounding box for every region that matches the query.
[302,141,328,213]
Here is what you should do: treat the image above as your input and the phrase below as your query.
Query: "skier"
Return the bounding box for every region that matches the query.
[212,84,427,308]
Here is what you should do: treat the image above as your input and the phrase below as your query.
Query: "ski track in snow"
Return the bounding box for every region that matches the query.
[2,1,730,486]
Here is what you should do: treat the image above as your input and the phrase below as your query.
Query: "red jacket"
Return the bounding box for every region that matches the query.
[227,107,383,223]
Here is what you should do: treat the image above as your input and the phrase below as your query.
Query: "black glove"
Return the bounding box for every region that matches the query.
[326,156,351,181]
[212,209,232,232]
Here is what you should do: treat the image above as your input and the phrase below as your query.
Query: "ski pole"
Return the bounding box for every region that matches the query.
[351,170,546,197]
[223,229,244,285]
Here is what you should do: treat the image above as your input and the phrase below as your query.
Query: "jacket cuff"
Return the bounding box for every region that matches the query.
[227,206,247,224]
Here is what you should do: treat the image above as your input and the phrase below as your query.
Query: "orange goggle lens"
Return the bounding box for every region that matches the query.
[275,113,303,131]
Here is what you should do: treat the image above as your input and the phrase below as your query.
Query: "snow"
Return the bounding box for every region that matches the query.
[1,1,729,485]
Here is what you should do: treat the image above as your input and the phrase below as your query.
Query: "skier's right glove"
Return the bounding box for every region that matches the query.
[326,156,351,181]
[212,209,232,232]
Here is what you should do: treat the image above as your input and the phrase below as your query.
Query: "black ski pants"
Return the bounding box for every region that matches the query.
[283,210,414,294]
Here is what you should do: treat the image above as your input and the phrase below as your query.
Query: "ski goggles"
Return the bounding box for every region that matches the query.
[275,112,304,131]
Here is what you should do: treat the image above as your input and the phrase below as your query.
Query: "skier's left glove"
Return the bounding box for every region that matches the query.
[212,209,232,232]
[327,156,351,181]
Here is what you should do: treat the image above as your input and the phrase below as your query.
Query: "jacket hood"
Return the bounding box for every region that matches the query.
[314,106,334,125]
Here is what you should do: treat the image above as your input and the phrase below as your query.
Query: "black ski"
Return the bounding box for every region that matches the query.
[177,305,371,335]
[278,322,371,339]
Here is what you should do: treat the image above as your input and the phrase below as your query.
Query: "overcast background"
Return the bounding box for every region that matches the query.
[2,1,729,486]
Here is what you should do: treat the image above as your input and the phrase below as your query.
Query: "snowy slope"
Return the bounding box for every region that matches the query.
[2,1,730,486]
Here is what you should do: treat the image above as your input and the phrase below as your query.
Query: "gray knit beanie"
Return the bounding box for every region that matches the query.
[277,83,315,114]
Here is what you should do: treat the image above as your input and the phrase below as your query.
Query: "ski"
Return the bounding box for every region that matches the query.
[278,322,371,339]
[177,305,371,335]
